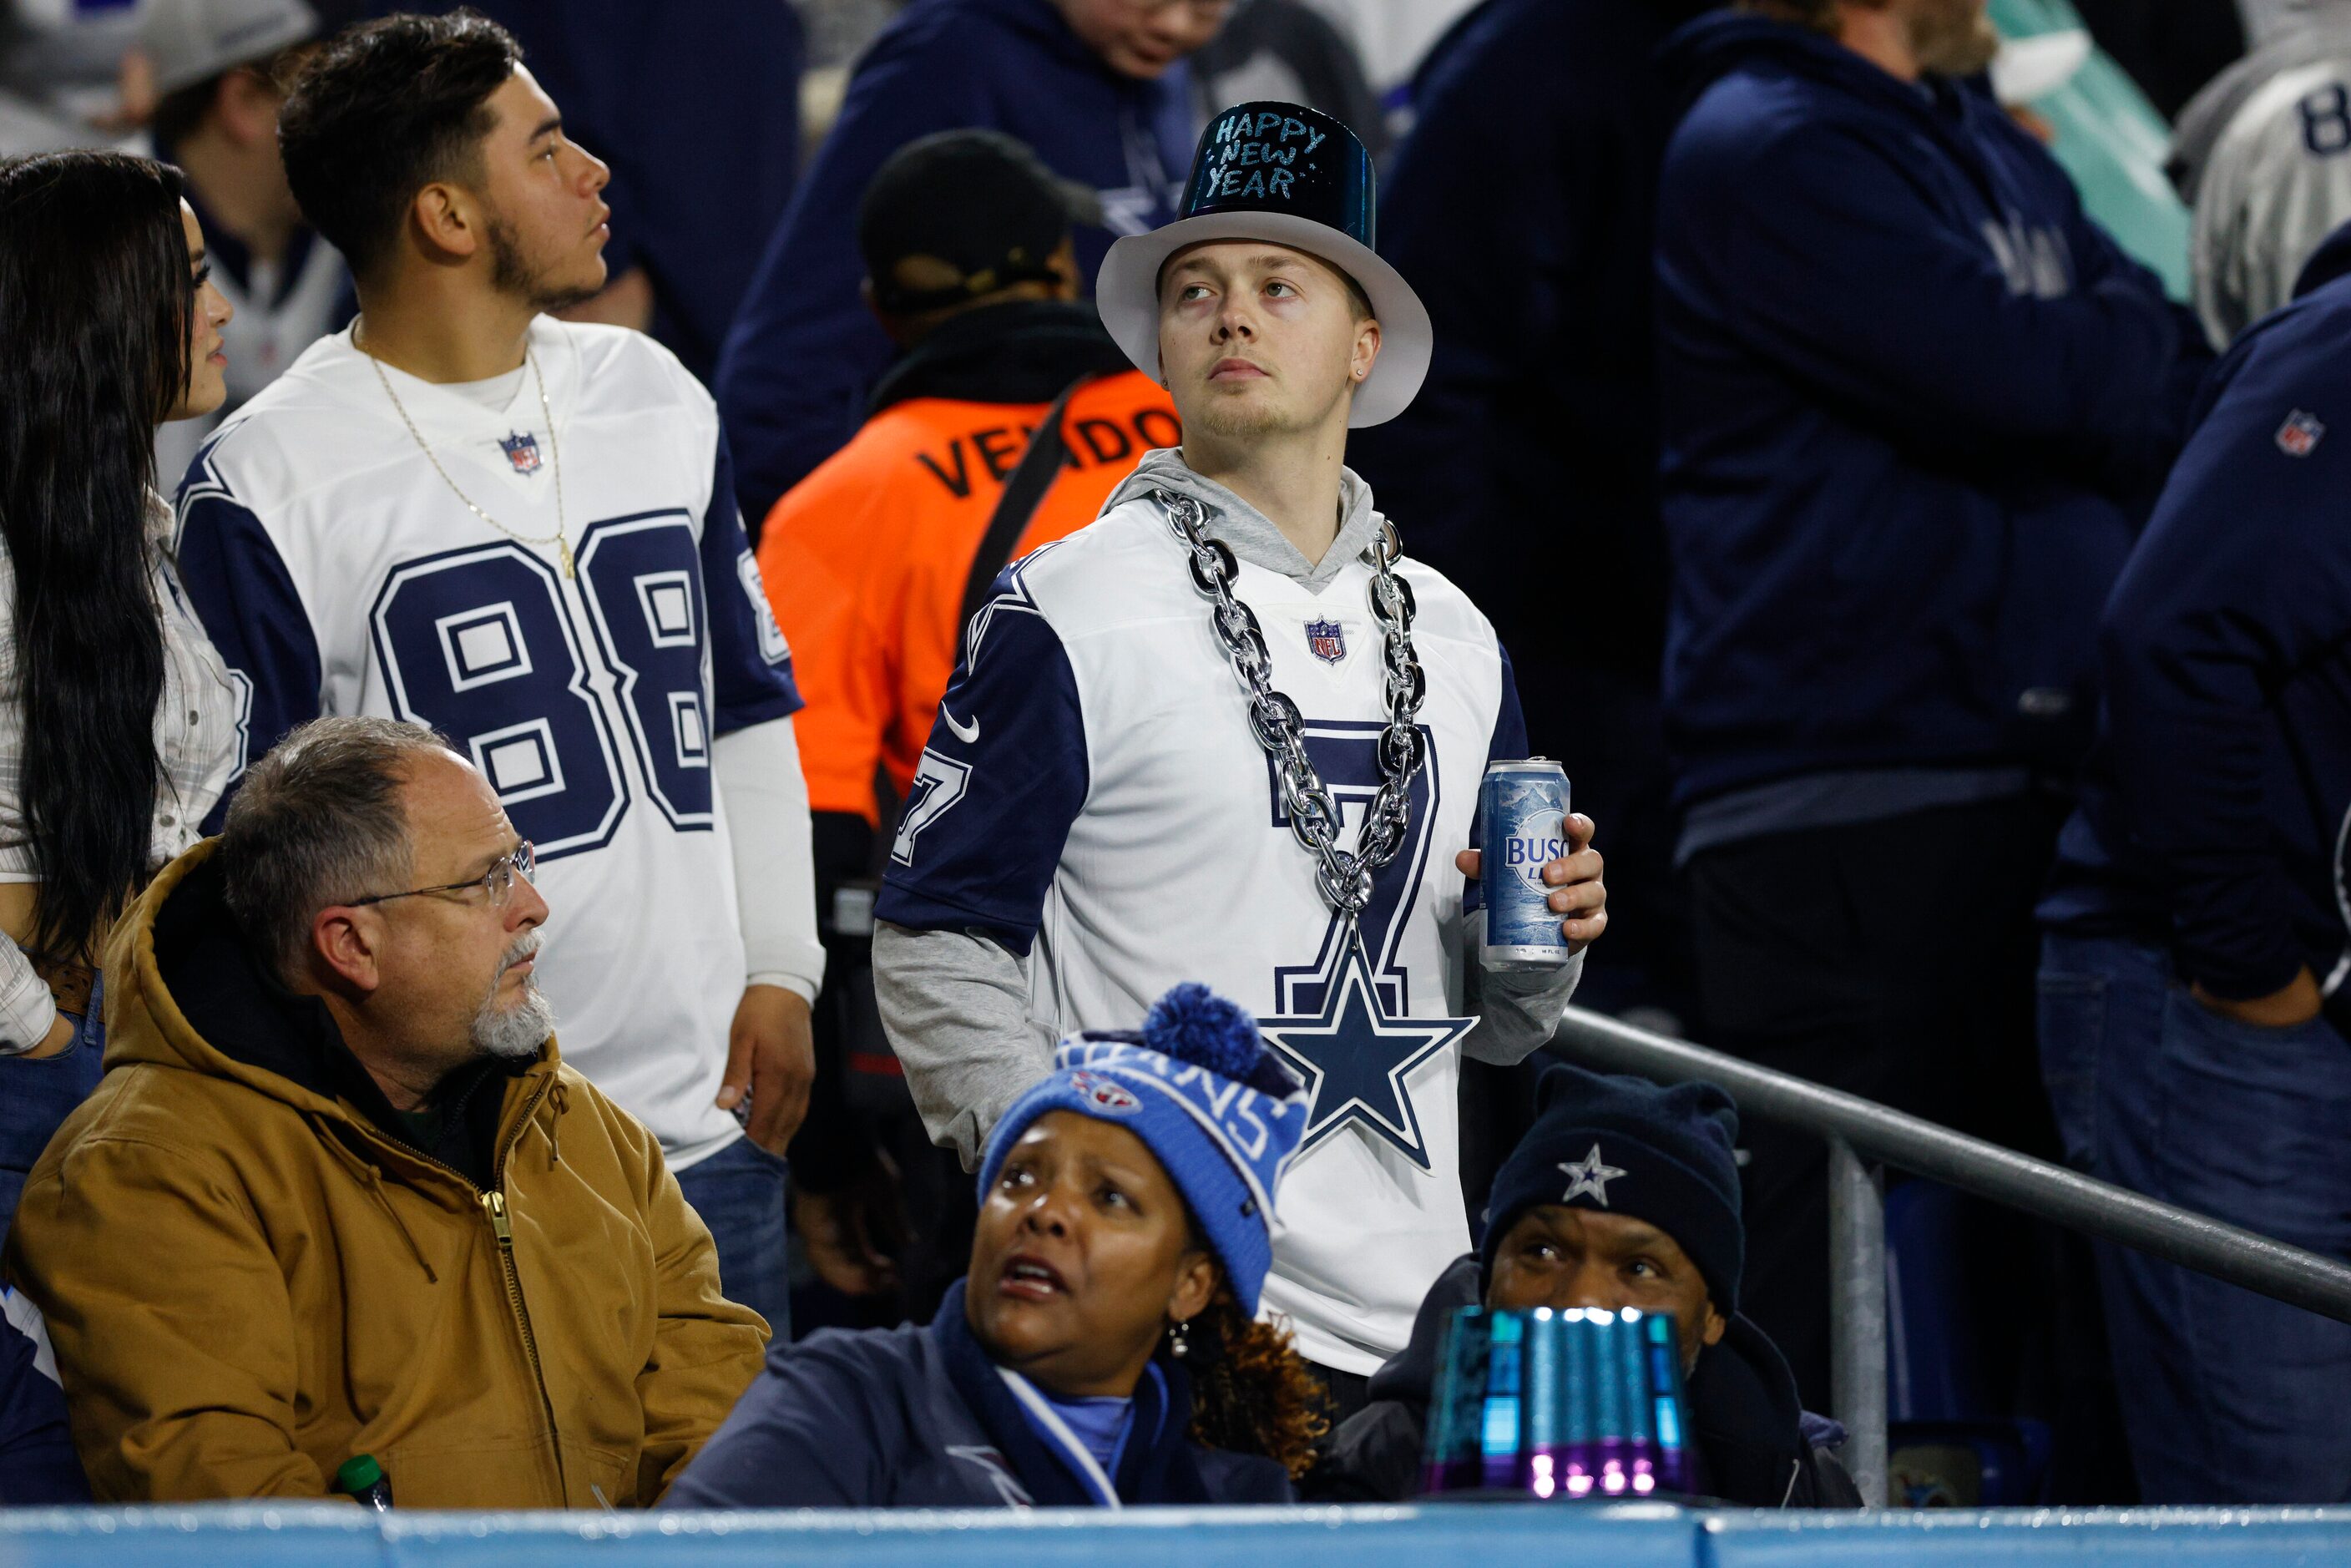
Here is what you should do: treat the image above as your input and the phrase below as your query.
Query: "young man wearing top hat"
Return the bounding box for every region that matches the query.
[872,101,1609,1408]
[1307,1063,1863,1507]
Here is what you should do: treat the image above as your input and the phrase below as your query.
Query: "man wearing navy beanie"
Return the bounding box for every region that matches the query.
[1309,1063,1862,1506]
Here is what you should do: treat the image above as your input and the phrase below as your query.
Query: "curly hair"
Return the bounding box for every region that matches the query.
[1180,1284,1331,1480]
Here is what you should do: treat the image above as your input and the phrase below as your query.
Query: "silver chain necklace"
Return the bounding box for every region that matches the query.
[1156,488,1428,919]
[356,319,574,579]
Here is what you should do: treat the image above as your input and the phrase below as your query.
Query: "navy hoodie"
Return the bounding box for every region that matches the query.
[0,1304,84,1505]
[1350,0,1715,712]
[711,0,1193,524]
[1653,13,2205,813]
[470,0,803,385]
[2041,222,2351,1005]
[661,1280,1292,1508]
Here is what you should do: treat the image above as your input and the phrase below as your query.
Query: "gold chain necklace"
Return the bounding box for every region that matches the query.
[356,318,574,578]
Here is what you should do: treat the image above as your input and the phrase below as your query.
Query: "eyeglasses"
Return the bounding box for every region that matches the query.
[349,842,536,909]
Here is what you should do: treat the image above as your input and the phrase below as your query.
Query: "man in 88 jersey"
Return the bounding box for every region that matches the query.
[2174,3,2351,345]
[170,14,823,1335]
[874,102,1609,1391]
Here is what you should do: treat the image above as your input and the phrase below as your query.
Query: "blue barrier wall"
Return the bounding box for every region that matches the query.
[3,1504,2348,1568]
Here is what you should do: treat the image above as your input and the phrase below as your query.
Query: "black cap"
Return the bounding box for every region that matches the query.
[858,129,1101,316]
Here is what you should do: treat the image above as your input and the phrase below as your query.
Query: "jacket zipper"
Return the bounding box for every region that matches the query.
[478,1077,564,1500]
[478,1186,566,1496]
[334,1074,568,1497]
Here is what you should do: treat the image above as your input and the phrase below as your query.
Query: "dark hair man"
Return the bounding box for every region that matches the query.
[759,129,1181,1314]
[873,102,1608,1416]
[1651,0,2208,1402]
[139,0,344,486]
[1311,1064,1862,1506]
[2037,218,2351,1503]
[170,12,824,1339]
[713,0,1231,529]
[2,717,766,1503]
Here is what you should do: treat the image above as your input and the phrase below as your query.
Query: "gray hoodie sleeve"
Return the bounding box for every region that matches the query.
[872,921,1059,1169]
[1461,911,1585,1065]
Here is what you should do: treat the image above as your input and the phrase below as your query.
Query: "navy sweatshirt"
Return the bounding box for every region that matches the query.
[1653,13,2206,813]
[662,1280,1292,1508]
[1351,0,1714,714]
[2041,222,2351,1004]
[711,0,1192,525]
[472,0,804,386]
[0,1302,84,1505]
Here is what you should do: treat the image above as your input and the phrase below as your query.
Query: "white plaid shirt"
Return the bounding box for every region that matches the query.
[0,499,240,1051]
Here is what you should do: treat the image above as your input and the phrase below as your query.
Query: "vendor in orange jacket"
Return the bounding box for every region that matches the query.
[755,131,1177,1313]
[758,129,1180,837]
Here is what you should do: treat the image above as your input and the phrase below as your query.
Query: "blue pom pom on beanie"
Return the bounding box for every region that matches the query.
[979,984,1307,1313]
[1143,982,1302,1097]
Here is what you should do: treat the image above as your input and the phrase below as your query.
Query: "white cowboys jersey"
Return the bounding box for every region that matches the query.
[173,319,801,1168]
[2183,32,2351,344]
[877,480,1524,1373]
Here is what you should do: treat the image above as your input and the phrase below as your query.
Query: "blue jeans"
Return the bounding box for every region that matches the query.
[674,1133,791,1343]
[2038,934,2351,1502]
[0,979,105,1245]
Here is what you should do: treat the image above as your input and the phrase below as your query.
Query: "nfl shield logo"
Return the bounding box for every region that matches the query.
[2278,409,2326,458]
[498,431,543,474]
[1304,618,1346,665]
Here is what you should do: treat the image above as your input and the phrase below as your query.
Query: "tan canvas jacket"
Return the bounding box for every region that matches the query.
[2,840,768,1505]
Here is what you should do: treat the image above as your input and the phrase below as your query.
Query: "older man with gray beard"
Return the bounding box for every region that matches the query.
[1,716,765,1505]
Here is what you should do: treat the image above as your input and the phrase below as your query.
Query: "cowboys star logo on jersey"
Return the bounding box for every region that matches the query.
[498,430,543,474]
[1258,934,1474,1171]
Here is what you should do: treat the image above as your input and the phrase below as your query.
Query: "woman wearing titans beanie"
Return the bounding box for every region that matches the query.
[665,984,1328,1506]
[1307,1062,1863,1507]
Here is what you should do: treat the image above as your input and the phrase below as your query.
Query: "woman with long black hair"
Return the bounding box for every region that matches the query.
[0,150,240,1232]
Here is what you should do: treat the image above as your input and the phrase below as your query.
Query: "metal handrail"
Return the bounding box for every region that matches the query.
[1546,1004,2351,1503]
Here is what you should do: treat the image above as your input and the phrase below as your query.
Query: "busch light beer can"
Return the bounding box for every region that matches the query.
[1479,758,1573,970]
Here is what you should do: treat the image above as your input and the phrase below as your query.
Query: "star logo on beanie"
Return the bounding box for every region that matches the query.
[1559,1144,1627,1206]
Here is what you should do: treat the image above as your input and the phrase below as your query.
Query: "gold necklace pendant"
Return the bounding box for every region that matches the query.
[359,319,574,579]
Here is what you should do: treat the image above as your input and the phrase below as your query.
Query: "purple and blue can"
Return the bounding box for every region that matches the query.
[1479,758,1573,970]
[1519,1309,1565,1496]
[1421,1306,1489,1495]
[1479,1310,1527,1490]
[1642,1308,1692,1494]
[1589,1308,1630,1495]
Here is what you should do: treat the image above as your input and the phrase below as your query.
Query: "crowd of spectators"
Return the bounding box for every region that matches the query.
[0,0,2347,1515]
